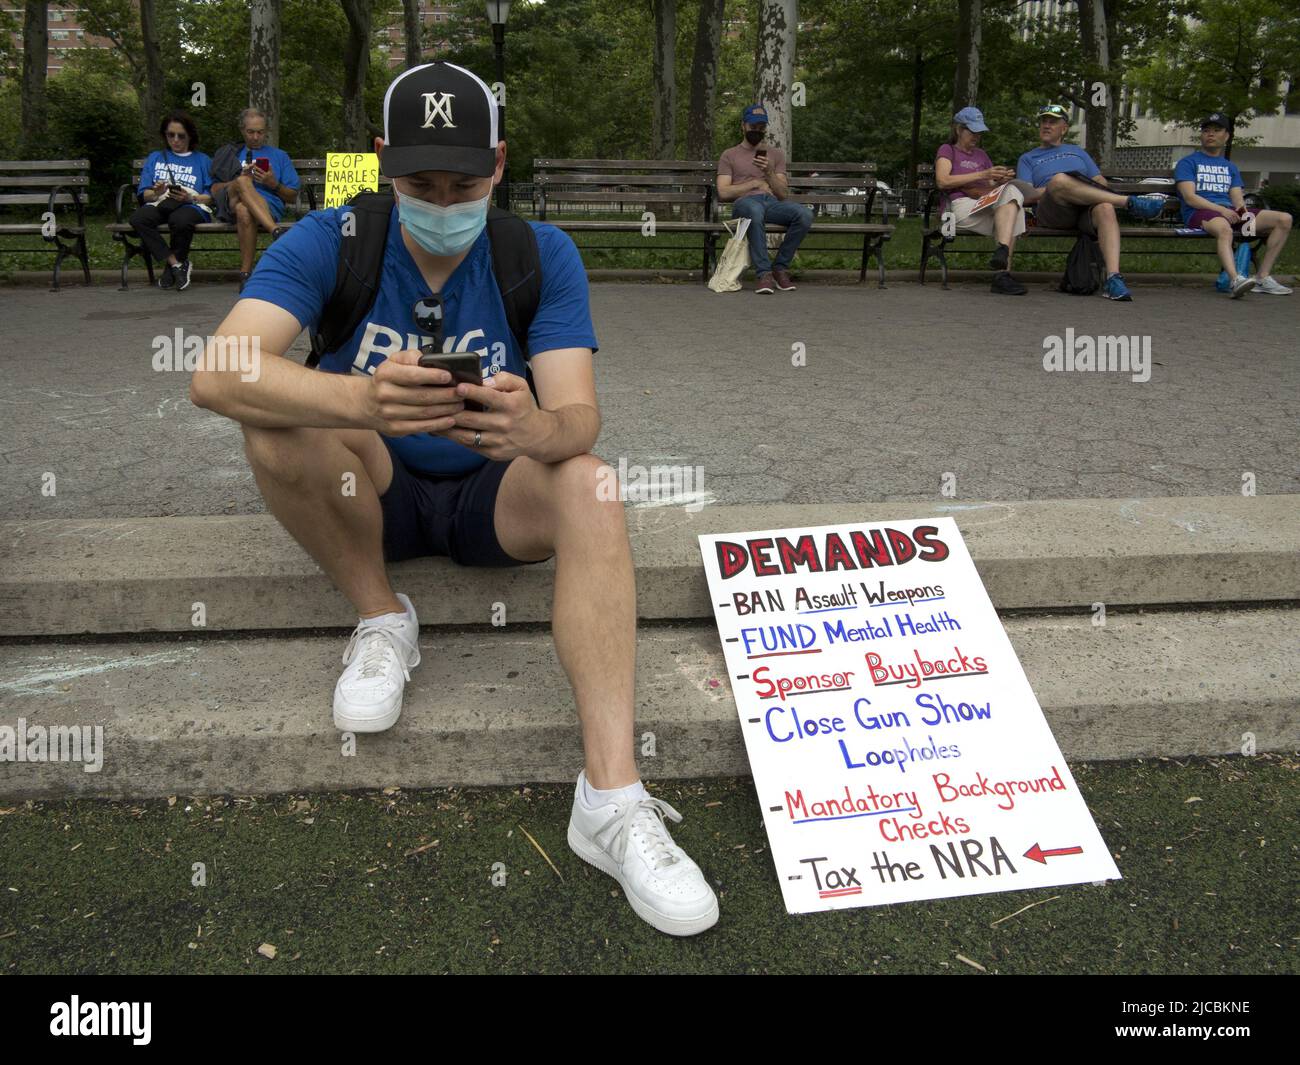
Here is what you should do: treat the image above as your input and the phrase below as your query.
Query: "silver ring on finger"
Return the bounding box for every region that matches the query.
[473,430,482,447]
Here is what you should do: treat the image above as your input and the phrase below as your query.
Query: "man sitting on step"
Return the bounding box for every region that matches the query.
[190,61,719,938]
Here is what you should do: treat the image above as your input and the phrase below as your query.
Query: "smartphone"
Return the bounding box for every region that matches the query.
[417,350,484,413]
[755,147,767,160]
[254,157,271,172]
[167,183,187,196]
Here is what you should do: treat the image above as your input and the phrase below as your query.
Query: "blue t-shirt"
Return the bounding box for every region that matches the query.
[241,205,599,477]
[234,145,299,221]
[1016,144,1101,188]
[1173,151,1242,224]
[137,150,215,216]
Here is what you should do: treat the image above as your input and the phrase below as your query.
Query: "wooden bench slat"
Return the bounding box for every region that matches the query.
[0,159,89,171]
[1,175,89,187]
[0,193,79,205]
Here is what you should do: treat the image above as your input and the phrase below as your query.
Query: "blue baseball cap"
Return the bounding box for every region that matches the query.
[953,106,988,133]
[743,104,769,125]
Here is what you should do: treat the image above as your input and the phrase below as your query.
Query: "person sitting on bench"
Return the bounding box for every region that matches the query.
[1016,103,1167,302]
[209,108,300,291]
[129,110,215,292]
[935,106,1028,295]
[1174,111,1293,297]
[716,103,814,294]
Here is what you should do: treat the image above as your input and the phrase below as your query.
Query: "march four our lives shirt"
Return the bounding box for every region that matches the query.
[137,149,216,216]
[1015,143,1101,188]
[241,205,599,477]
[1173,151,1243,224]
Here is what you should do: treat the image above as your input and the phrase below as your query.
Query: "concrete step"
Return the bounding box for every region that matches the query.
[1,607,1293,799]
[3,497,1296,637]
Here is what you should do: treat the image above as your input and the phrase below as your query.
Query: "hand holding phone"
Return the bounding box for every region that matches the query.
[412,296,483,412]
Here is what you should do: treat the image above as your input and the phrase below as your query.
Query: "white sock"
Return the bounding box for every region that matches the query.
[581,774,648,809]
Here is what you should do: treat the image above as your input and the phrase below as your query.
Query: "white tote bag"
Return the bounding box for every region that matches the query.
[707,217,751,292]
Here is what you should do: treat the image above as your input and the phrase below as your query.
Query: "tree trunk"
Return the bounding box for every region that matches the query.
[341,0,373,152]
[754,0,796,157]
[651,0,676,158]
[953,0,981,111]
[403,0,422,68]
[250,0,282,145]
[21,0,48,150]
[686,0,725,160]
[907,46,923,187]
[140,0,165,141]
[1078,0,1112,165]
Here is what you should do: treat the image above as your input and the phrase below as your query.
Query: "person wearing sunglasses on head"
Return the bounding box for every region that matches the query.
[130,110,215,291]
[192,63,719,939]
[1016,103,1168,301]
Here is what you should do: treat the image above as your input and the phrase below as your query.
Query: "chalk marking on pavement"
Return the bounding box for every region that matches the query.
[0,649,199,695]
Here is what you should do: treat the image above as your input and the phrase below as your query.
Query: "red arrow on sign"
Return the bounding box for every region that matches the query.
[1023,843,1084,864]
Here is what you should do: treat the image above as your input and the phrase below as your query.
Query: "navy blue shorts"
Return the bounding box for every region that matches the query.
[378,438,550,567]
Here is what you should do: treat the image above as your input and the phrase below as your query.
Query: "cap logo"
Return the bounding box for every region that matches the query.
[422,92,457,129]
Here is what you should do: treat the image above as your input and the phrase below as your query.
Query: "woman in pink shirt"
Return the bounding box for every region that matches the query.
[935,106,1026,295]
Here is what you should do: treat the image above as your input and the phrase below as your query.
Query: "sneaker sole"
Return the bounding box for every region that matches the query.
[755,288,774,294]
[1231,281,1255,298]
[333,693,402,733]
[567,821,720,937]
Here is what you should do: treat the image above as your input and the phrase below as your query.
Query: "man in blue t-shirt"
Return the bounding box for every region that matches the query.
[190,62,718,938]
[1017,103,1168,301]
[208,108,301,287]
[1174,112,1293,296]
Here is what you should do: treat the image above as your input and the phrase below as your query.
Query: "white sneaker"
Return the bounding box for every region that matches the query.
[1229,274,1256,298]
[1251,275,1293,295]
[567,771,719,936]
[332,593,421,733]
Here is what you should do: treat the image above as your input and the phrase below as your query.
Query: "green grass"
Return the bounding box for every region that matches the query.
[2,212,1295,280]
[0,754,1294,974]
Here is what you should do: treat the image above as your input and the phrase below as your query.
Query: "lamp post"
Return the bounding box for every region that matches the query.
[486,0,511,210]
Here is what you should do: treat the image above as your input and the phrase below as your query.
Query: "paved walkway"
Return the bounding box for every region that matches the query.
[2,280,1295,518]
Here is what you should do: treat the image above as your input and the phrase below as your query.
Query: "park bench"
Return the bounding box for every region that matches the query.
[107,157,328,289]
[712,161,895,287]
[0,159,91,290]
[533,159,721,279]
[534,158,896,287]
[917,162,1269,288]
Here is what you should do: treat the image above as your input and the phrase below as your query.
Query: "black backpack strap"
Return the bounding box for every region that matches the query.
[307,191,395,368]
[485,206,543,399]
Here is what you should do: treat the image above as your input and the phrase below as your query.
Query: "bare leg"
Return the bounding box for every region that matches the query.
[1255,210,1294,277]
[233,200,257,274]
[242,424,403,619]
[1200,216,1238,275]
[1046,171,1130,209]
[234,173,277,232]
[493,453,639,790]
[1092,202,1121,276]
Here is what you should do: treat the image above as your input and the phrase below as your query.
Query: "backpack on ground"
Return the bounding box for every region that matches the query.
[306,191,543,401]
[1058,233,1104,295]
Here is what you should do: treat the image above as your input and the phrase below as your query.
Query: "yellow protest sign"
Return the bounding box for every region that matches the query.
[324,152,380,208]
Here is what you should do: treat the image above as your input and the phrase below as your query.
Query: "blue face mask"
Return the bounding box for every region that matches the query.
[396,187,491,256]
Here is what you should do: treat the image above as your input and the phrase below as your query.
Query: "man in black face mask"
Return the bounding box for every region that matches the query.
[716,104,813,293]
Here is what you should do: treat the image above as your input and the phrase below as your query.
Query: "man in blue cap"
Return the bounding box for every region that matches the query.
[1017,103,1168,301]
[716,104,815,294]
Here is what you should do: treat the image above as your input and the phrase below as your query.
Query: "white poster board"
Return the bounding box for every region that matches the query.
[698,517,1121,914]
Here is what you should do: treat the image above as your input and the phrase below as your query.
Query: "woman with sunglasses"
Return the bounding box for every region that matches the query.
[129,110,215,291]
